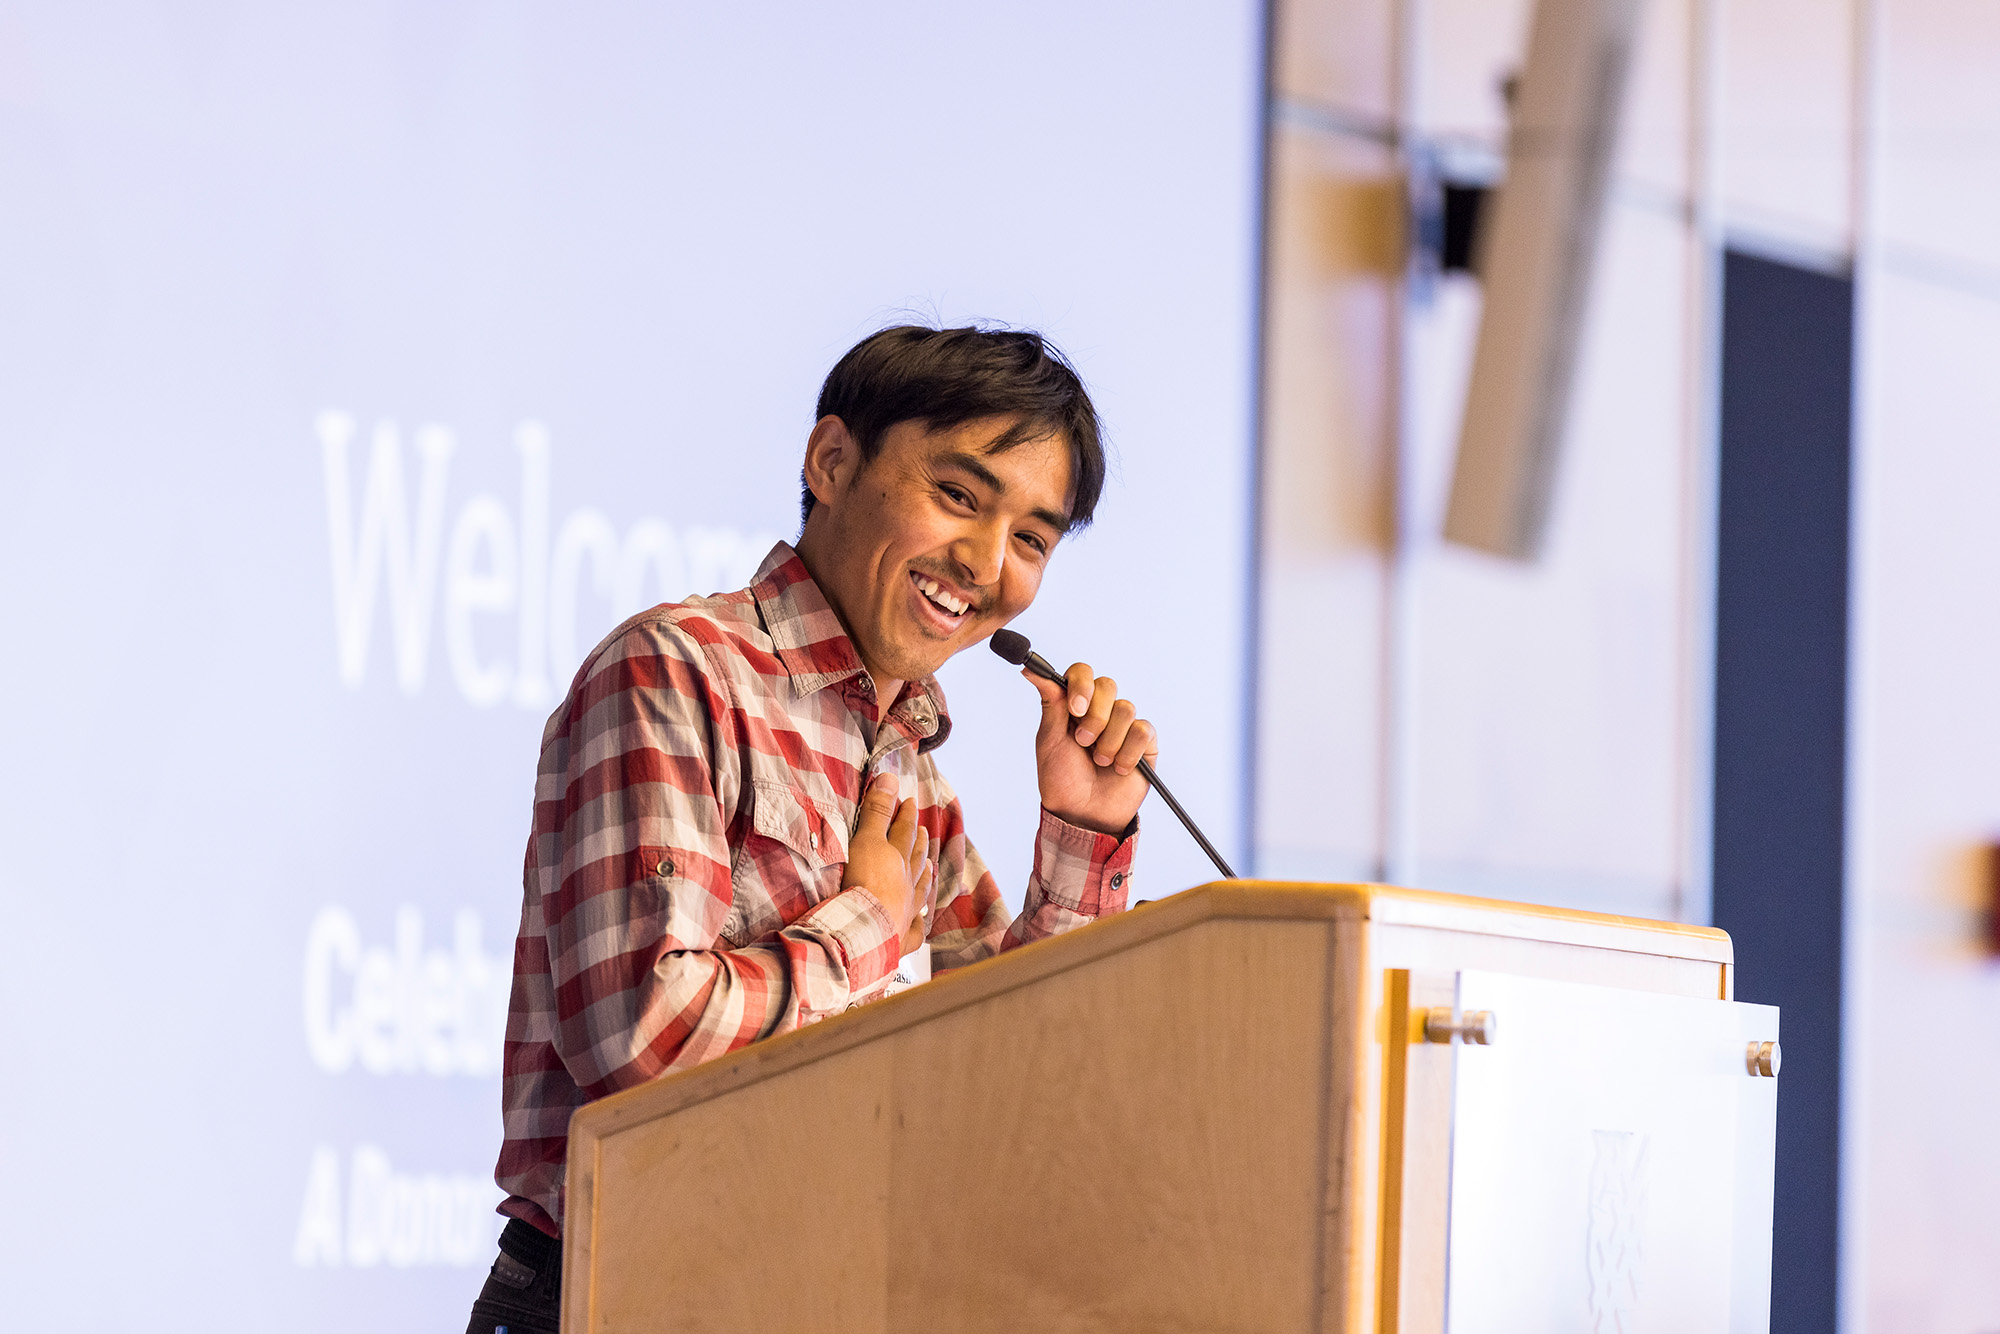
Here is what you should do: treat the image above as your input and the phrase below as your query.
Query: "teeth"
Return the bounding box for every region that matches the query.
[914,575,968,616]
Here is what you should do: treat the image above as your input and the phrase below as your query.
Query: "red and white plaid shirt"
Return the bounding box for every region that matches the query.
[495,543,1137,1235]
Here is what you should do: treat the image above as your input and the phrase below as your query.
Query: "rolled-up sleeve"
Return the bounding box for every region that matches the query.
[923,768,1135,971]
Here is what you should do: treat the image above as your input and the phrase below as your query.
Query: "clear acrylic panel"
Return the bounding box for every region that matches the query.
[1444,970,1778,1333]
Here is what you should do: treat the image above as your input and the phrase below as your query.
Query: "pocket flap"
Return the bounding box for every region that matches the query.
[750,780,844,866]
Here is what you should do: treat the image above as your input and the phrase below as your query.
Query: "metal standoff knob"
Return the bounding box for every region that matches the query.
[1423,1007,1498,1045]
[1746,1040,1781,1077]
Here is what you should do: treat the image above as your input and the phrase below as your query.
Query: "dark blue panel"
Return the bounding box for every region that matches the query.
[1713,248,1853,1334]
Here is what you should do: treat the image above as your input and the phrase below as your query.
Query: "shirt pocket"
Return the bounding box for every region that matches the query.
[726,780,847,943]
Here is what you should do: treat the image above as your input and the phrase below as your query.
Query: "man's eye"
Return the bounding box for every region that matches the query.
[940,485,973,507]
[1018,532,1048,556]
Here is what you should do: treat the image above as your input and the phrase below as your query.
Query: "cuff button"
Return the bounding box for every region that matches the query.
[1109,872,1126,889]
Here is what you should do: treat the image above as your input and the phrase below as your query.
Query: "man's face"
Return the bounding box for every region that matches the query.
[800,415,1073,688]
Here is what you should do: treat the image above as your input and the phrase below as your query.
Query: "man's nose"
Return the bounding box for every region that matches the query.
[952,520,1008,590]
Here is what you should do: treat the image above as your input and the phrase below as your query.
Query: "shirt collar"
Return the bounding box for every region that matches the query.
[749,542,952,751]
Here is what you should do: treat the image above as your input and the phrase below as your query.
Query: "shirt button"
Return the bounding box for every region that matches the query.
[656,857,673,876]
[809,832,819,850]
[1109,872,1125,889]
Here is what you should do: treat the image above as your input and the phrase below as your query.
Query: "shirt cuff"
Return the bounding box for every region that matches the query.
[798,885,904,995]
[1032,808,1137,917]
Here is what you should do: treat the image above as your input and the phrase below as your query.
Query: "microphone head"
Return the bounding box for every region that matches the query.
[989,629,1032,666]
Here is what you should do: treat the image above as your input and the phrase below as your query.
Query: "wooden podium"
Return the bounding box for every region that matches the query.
[561,884,1779,1333]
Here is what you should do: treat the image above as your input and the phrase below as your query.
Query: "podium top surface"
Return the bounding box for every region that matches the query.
[568,881,1730,1141]
[1165,880,1730,957]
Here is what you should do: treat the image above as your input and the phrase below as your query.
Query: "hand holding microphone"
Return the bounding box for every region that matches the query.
[1014,645,1156,839]
[990,630,1237,881]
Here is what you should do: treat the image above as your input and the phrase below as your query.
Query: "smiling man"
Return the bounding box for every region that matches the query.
[466,326,1158,1334]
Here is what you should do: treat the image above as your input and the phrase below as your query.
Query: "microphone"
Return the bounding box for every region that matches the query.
[989,629,1239,881]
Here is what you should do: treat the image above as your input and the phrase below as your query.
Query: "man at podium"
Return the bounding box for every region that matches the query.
[467,325,1162,1334]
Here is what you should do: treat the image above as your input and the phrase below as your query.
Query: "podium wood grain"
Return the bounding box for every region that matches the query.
[562,883,1731,1333]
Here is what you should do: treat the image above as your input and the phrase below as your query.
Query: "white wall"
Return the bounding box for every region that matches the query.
[1848,2,2000,1328]
[0,5,1263,1330]
[1850,270,2000,1332]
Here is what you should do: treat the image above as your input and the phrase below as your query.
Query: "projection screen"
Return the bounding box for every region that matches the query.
[0,5,1262,1329]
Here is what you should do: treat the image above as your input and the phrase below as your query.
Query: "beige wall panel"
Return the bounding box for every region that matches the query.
[1405,201,1690,916]
[1416,0,1533,138]
[1718,0,1857,256]
[1256,123,1400,878]
[1875,0,2000,271]
[1850,269,2000,1332]
[1614,0,1694,200]
[1273,0,1396,116]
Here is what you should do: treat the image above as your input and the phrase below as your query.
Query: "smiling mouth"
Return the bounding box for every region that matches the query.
[909,570,973,622]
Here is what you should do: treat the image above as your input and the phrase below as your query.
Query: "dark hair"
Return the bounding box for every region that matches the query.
[801,324,1106,533]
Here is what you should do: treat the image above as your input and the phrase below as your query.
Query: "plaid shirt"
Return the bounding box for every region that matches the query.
[495,543,1137,1235]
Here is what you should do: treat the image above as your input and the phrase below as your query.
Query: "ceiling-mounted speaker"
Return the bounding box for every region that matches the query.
[1442,0,1643,560]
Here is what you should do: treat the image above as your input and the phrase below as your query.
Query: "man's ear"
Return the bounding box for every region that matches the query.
[802,415,863,510]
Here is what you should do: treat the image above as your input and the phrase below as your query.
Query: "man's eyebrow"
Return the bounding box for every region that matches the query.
[934,450,1071,531]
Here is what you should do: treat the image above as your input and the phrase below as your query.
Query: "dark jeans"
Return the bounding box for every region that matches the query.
[465,1219,562,1334]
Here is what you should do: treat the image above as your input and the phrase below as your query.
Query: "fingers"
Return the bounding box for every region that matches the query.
[1026,666,1068,708]
[1082,696,1130,764]
[912,831,935,901]
[919,835,938,916]
[854,773,899,839]
[1063,662,1095,719]
[1110,716,1157,776]
[1049,663,1156,773]
[1072,674,1117,746]
[1088,699,1156,773]
[901,835,938,952]
[888,796,921,865]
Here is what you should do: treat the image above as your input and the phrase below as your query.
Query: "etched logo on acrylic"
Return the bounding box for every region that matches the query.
[1587,1129,1648,1332]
